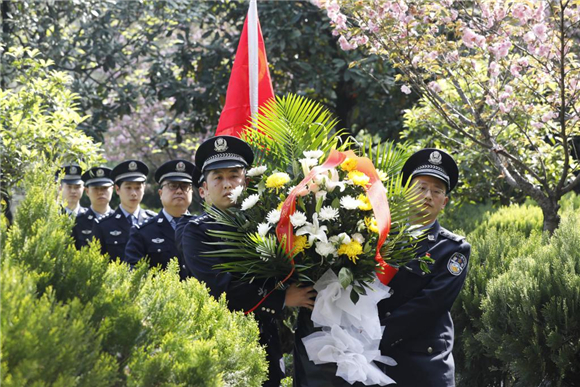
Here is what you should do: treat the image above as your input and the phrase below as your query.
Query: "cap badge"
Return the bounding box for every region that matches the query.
[214,138,228,152]
[128,161,137,171]
[70,166,78,174]
[176,162,186,172]
[429,151,442,165]
[96,169,104,177]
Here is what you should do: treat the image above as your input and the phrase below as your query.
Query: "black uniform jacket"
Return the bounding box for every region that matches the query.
[72,207,114,250]
[124,211,183,273]
[177,212,286,387]
[92,207,156,262]
[376,220,471,387]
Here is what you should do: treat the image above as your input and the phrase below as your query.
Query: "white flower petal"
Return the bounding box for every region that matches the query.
[228,185,245,203]
[266,209,281,224]
[319,206,339,221]
[246,166,268,177]
[241,194,260,211]
[303,150,324,159]
[290,211,307,228]
[257,223,271,237]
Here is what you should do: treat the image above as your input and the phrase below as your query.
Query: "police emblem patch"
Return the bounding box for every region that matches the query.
[429,151,442,165]
[70,166,78,174]
[82,230,92,234]
[447,252,467,276]
[128,161,137,171]
[110,230,122,236]
[176,161,186,172]
[214,137,228,152]
[96,168,105,177]
[152,238,165,244]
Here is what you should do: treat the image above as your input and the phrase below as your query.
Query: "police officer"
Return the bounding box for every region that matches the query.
[92,160,155,261]
[57,164,87,216]
[178,136,315,387]
[377,148,471,387]
[72,166,115,250]
[124,160,197,276]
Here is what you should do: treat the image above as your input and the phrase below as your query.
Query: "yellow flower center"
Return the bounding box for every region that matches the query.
[365,216,379,233]
[292,235,309,255]
[348,171,370,187]
[340,158,357,172]
[338,240,363,263]
[266,172,291,189]
[357,194,373,211]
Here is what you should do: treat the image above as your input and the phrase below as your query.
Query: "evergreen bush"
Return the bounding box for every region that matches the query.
[1,167,268,386]
[478,212,580,386]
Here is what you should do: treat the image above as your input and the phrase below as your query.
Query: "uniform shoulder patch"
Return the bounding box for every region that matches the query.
[439,227,466,243]
[191,214,209,225]
[447,252,467,276]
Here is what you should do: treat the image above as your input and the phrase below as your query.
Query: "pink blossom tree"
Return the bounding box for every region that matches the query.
[319,0,580,233]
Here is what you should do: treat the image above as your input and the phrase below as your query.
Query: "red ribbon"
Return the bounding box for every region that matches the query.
[245,150,397,315]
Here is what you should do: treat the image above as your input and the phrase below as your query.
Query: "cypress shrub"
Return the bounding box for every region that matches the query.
[1,167,268,386]
[478,212,580,386]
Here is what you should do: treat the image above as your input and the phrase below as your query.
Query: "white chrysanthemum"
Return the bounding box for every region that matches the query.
[315,241,337,257]
[241,194,260,211]
[266,209,281,224]
[303,150,324,159]
[290,211,308,228]
[352,233,365,244]
[287,185,296,194]
[257,223,271,237]
[319,206,339,221]
[300,158,319,168]
[340,195,362,210]
[228,185,245,203]
[246,165,268,177]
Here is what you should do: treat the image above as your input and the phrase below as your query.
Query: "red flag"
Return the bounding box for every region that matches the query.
[215,0,275,137]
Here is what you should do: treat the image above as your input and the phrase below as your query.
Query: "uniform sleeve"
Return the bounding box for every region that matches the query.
[380,241,471,348]
[124,226,146,268]
[181,220,285,316]
[71,217,82,250]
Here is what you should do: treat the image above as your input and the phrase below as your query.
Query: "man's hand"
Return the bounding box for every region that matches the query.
[285,283,316,310]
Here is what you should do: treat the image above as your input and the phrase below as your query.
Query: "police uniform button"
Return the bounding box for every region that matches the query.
[270,309,275,314]
[157,249,161,252]
[385,312,391,317]
[422,271,426,276]
[427,347,433,354]
[261,307,265,311]
[389,289,395,295]
[265,308,271,313]
[114,241,118,244]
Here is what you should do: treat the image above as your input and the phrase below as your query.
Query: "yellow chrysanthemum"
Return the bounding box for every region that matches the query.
[338,240,363,263]
[348,171,370,187]
[357,194,373,211]
[365,216,379,234]
[292,235,309,254]
[340,158,357,172]
[277,201,284,211]
[266,172,291,189]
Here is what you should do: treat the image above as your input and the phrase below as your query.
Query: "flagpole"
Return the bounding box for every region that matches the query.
[247,0,259,119]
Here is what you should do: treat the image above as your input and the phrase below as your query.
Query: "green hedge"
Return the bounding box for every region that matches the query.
[453,193,580,386]
[1,167,268,386]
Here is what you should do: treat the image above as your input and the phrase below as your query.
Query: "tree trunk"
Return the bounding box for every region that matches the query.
[536,195,561,234]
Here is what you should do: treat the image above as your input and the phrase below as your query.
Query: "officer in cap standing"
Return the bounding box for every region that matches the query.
[178,136,316,387]
[124,160,197,277]
[92,160,156,262]
[57,164,87,216]
[72,166,115,250]
[376,148,471,387]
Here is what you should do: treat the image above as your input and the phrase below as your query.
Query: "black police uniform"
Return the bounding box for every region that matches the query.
[57,164,88,216]
[124,159,197,276]
[178,136,285,387]
[91,160,155,262]
[72,166,114,250]
[375,148,470,387]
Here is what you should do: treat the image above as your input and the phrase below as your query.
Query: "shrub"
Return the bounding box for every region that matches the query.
[478,212,580,386]
[1,166,268,386]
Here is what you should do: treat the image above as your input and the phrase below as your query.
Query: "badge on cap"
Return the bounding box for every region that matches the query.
[129,161,137,171]
[176,162,186,172]
[429,151,442,165]
[70,166,78,174]
[96,169,105,177]
[447,252,467,276]
[214,138,228,152]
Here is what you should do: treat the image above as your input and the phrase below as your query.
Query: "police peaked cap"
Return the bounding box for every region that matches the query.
[57,164,83,185]
[401,148,458,193]
[82,167,114,187]
[111,160,149,184]
[155,159,196,184]
[195,135,254,174]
